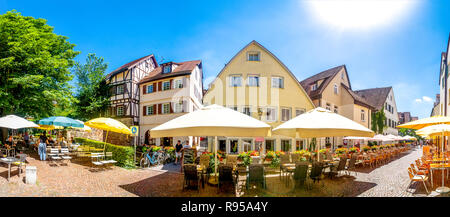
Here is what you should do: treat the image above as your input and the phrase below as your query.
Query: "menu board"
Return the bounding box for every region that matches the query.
[183,148,195,164]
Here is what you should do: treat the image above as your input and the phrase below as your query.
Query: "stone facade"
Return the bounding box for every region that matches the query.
[67,128,103,142]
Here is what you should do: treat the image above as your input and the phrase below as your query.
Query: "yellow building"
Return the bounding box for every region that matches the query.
[300,65,374,149]
[203,40,315,154]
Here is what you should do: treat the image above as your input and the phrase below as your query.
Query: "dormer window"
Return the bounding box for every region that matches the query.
[163,65,171,73]
[311,83,318,91]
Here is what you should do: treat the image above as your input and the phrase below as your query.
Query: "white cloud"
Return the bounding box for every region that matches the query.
[414,98,422,103]
[422,96,433,102]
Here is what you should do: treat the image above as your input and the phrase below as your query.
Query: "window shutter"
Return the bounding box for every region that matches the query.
[143,85,147,95]
[153,105,156,115]
[170,102,174,113]
[158,104,162,114]
[170,79,173,89]
[143,106,147,116]
[182,77,187,88]
[158,82,162,91]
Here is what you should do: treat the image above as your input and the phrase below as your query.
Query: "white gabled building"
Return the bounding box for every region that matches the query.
[138,60,203,146]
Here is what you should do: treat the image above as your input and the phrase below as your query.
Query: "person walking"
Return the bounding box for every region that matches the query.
[174,140,183,165]
[38,133,48,161]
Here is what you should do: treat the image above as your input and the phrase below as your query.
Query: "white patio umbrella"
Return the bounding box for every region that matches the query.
[0,115,38,129]
[273,107,374,160]
[151,104,271,178]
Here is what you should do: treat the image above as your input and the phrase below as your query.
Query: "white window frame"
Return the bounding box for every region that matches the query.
[162,103,170,114]
[247,75,259,87]
[229,75,242,87]
[162,81,171,91]
[243,106,251,116]
[311,83,318,91]
[271,77,284,88]
[116,106,124,116]
[173,79,183,89]
[281,139,291,152]
[174,101,183,113]
[295,108,306,117]
[163,66,171,73]
[146,105,154,115]
[116,85,124,95]
[266,107,277,122]
[334,84,338,94]
[281,107,292,122]
[361,110,365,121]
[247,52,260,61]
[146,84,154,94]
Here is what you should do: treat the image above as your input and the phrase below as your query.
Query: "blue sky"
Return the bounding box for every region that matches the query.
[1,0,449,119]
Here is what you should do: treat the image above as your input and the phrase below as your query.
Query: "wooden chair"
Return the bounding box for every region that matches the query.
[310,162,324,183]
[279,154,291,180]
[292,162,309,188]
[407,167,429,194]
[345,155,357,176]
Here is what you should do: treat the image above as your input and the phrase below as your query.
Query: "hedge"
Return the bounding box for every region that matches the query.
[74,137,135,168]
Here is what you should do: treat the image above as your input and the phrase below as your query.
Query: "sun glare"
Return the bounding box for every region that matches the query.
[307,0,416,30]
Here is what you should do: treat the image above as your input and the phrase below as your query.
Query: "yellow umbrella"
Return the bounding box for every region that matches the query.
[397,116,450,130]
[35,125,63,130]
[85,118,132,153]
[416,124,450,193]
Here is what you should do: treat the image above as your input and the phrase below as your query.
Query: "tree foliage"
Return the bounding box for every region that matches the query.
[0,10,79,118]
[398,128,422,140]
[371,108,387,134]
[73,53,110,121]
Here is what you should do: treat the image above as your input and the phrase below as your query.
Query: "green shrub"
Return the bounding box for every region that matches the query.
[74,137,135,168]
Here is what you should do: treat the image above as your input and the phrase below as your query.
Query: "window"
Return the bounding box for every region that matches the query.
[229,106,238,111]
[266,107,277,121]
[281,108,292,122]
[385,103,388,110]
[146,105,154,115]
[219,140,226,152]
[116,106,124,116]
[248,52,260,61]
[265,140,275,152]
[271,77,284,88]
[173,79,183,89]
[334,106,338,114]
[243,106,251,116]
[281,140,291,152]
[325,137,330,144]
[296,140,304,151]
[162,103,170,114]
[361,110,365,121]
[296,108,306,117]
[341,72,344,79]
[163,66,171,73]
[146,84,154,94]
[242,139,252,152]
[388,119,391,127]
[116,85,124,94]
[311,83,318,91]
[326,103,331,111]
[163,81,171,91]
[230,139,238,154]
[334,84,338,94]
[230,75,242,87]
[174,101,183,113]
[247,75,259,87]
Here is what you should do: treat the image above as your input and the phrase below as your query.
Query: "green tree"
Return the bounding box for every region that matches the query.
[0,10,79,139]
[73,53,111,121]
[398,128,422,140]
[371,108,387,134]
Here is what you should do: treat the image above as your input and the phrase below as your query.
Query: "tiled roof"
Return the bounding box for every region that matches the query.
[299,65,346,100]
[106,54,156,80]
[354,87,392,110]
[138,60,201,84]
[341,84,374,109]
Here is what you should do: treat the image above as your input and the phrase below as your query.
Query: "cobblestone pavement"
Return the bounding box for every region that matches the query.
[0,147,438,197]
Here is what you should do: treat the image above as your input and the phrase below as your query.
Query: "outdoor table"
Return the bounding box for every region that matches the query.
[0,157,19,181]
[430,163,450,188]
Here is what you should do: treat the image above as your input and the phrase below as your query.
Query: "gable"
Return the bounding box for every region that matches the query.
[204,41,314,110]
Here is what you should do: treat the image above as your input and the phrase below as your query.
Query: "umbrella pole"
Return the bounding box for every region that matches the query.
[104,130,109,154]
[214,136,218,181]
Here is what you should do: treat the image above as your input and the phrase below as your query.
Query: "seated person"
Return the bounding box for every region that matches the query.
[47,136,55,146]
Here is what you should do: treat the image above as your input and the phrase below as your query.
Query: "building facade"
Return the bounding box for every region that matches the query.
[354,87,399,135]
[300,65,374,149]
[105,55,158,145]
[203,40,315,154]
[398,112,417,125]
[139,60,203,147]
[431,94,441,116]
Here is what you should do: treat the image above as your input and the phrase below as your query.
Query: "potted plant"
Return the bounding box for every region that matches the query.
[362,146,370,152]
[371,145,378,151]
[237,151,252,166]
[349,147,359,154]
[265,151,276,162]
[335,148,348,156]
